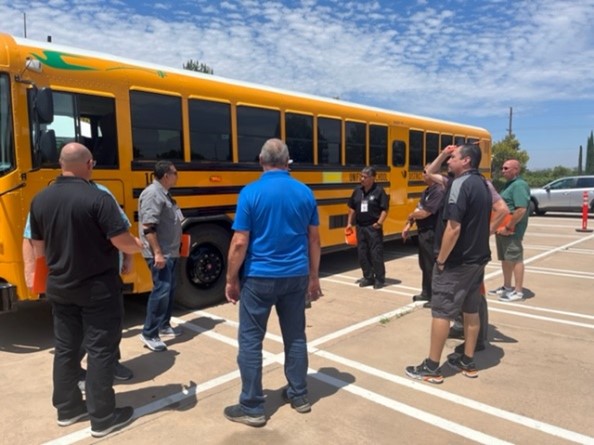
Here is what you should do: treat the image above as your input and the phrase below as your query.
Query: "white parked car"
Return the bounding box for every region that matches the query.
[529,176,594,215]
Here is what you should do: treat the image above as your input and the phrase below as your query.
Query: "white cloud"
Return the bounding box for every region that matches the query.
[1,0,594,121]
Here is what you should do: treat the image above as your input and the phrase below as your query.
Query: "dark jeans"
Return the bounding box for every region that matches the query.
[417,228,435,298]
[356,225,385,282]
[51,292,123,425]
[237,276,309,415]
[142,257,177,339]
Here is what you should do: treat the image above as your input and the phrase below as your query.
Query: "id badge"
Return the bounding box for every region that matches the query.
[361,199,369,213]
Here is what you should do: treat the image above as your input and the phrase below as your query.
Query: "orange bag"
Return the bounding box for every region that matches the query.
[493,212,514,233]
[32,256,48,294]
[180,233,191,257]
[344,227,357,246]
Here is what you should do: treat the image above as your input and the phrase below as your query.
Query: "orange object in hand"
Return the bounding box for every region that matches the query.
[32,256,48,294]
[345,227,357,246]
[180,234,191,257]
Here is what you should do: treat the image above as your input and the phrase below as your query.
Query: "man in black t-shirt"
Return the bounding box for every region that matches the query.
[347,167,389,289]
[405,144,491,384]
[402,165,445,306]
[30,143,142,438]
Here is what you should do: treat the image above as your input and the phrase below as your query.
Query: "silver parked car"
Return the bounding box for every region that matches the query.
[529,175,594,215]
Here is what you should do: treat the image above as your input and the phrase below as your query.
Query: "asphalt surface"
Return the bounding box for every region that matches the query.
[1,214,593,445]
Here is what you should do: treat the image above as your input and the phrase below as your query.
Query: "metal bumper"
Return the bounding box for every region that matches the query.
[0,282,17,312]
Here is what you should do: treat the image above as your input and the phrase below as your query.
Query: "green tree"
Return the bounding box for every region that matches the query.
[490,133,529,190]
[183,59,214,74]
[586,131,594,174]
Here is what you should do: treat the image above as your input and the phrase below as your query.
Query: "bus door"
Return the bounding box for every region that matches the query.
[388,125,413,231]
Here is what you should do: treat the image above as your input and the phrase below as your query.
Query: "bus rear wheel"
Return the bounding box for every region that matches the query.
[175,224,230,309]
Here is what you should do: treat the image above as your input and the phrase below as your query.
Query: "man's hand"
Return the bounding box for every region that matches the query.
[153,252,166,269]
[307,277,323,302]
[225,279,240,304]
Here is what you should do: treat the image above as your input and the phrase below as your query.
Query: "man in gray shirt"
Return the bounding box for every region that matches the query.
[138,160,183,352]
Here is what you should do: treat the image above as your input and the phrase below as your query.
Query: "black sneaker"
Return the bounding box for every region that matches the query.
[373,281,384,290]
[90,406,134,438]
[405,359,443,384]
[412,294,430,302]
[454,341,486,354]
[447,353,479,378]
[281,388,311,413]
[57,408,88,427]
[358,278,374,287]
[114,362,134,381]
[448,327,465,339]
[223,404,266,427]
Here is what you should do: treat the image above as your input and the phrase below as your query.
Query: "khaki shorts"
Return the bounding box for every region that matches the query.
[496,235,524,262]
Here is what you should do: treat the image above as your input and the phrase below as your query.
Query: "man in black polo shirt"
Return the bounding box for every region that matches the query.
[402,165,445,307]
[347,167,389,289]
[405,144,491,384]
[29,143,142,438]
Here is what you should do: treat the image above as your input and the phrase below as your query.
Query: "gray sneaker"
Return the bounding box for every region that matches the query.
[139,334,167,352]
[159,325,183,338]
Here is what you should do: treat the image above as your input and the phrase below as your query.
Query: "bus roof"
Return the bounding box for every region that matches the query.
[8,33,488,135]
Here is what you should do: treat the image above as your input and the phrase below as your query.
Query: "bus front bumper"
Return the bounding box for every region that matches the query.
[0,282,17,312]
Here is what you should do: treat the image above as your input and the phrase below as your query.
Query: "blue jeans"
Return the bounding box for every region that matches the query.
[142,257,177,339]
[237,276,309,415]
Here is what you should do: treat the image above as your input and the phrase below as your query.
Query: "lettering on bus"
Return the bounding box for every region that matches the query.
[348,172,388,183]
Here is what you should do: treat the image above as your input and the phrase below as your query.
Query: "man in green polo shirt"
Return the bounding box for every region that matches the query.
[489,159,530,302]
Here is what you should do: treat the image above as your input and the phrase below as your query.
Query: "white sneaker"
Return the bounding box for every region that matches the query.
[499,290,524,302]
[489,286,512,296]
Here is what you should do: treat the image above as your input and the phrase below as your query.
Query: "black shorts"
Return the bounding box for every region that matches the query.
[431,263,485,319]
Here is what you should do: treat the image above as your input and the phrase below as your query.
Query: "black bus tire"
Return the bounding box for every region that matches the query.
[175,224,230,309]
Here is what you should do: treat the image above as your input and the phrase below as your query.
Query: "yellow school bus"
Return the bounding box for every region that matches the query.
[0,33,491,311]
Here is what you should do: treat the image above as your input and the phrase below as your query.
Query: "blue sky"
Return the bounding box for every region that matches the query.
[1,0,594,169]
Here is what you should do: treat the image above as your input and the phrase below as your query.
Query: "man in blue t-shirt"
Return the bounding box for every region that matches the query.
[223,138,321,427]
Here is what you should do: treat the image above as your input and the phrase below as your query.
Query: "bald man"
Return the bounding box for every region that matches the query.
[488,159,530,302]
[29,143,142,438]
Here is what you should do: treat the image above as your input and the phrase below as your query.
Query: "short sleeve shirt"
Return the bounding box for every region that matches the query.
[347,183,389,226]
[233,170,319,277]
[416,182,445,231]
[138,179,182,258]
[29,176,128,300]
[435,170,492,266]
[500,176,530,238]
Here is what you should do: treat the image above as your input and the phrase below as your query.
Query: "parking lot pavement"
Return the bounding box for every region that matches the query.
[1,215,593,444]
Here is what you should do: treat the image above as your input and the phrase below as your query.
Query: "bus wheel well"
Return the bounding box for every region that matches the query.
[175,223,231,309]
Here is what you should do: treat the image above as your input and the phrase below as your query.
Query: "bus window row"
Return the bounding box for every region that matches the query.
[30,88,480,170]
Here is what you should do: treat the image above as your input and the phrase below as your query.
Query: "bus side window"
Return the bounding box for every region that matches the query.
[285,113,313,164]
[370,125,387,166]
[392,140,406,167]
[93,112,118,167]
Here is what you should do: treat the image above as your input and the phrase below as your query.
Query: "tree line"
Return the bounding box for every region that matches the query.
[491,131,594,189]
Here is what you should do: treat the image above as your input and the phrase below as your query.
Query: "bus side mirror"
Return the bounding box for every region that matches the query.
[34,87,54,124]
[39,130,57,163]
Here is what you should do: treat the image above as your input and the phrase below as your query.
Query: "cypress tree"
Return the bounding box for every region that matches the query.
[588,132,594,174]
